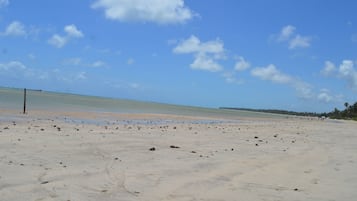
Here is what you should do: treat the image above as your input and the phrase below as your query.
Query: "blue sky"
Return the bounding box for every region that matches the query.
[1,0,357,112]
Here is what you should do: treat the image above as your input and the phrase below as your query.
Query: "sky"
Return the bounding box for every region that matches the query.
[1,0,357,112]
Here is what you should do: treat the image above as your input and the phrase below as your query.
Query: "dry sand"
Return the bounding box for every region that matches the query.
[1,109,357,201]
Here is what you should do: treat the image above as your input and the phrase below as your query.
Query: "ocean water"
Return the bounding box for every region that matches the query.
[0,87,285,119]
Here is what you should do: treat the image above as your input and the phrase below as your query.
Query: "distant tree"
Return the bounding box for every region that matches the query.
[327,101,357,120]
[344,102,349,109]
[333,108,339,114]
[353,102,357,113]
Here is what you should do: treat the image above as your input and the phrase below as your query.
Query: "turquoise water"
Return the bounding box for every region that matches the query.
[0,87,286,119]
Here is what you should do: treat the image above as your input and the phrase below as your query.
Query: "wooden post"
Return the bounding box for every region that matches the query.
[23,88,27,114]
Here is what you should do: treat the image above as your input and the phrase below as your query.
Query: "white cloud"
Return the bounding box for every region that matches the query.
[173,35,201,53]
[289,35,311,49]
[251,64,343,102]
[293,81,314,99]
[173,35,225,72]
[317,89,343,103]
[322,60,357,91]
[222,72,235,83]
[48,34,67,48]
[275,25,311,49]
[0,61,48,80]
[338,60,354,77]
[278,25,296,41]
[0,0,9,8]
[173,35,224,55]
[1,21,26,36]
[190,53,222,72]
[251,64,318,100]
[321,61,336,76]
[251,64,292,84]
[92,60,106,67]
[92,0,195,24]
[317,89,333,103]
[234,56,250,71]
[222,71,243,84]
[64,24,84,38]
[338,60,357,90]
[48,24,84,48]
[0,61,26,71]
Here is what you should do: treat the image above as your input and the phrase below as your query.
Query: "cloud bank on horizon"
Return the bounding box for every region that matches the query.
[1,0,357,112]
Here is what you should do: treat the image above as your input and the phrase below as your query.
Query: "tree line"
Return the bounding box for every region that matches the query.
[220,101,357,121]
[321,102,357,120]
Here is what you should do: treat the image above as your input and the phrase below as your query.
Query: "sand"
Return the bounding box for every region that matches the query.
[0,109,357,201]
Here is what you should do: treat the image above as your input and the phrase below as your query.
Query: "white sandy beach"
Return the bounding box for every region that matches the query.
[1,109,357,201]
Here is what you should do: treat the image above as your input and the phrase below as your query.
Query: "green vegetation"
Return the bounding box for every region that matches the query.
[219,107,320,117]
[220,101,357,121]
[321,102,357,121]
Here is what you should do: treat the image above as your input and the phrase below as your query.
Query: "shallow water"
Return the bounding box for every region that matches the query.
[0,87,286,119]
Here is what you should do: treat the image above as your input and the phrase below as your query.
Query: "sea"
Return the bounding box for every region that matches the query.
[0,87,286,120]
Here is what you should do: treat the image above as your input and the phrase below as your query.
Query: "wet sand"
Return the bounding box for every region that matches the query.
[0,109,357,201]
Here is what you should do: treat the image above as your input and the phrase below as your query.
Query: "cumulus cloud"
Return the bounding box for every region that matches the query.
[322,60,357,91]
[278,25,296,41]
[234,56,250,71]
[1,21,26,36]
[317,89,333,103]
[251,64,345,102]
[173,35,225,72]
[0,0,9,8]
[275,25,311,49]
[251,64,292,84]
[251,64,316,99]
[91,0,195,24]
[317,89,343,103]
[48,24,84,48]
[173,35,201,53]
[289,35,311,49]
[48,34,67,48]
[64,24,84,38]
[173,35,224,55]
[190,53,222,72]
[338,60,357,90]
[321,61,336,76]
